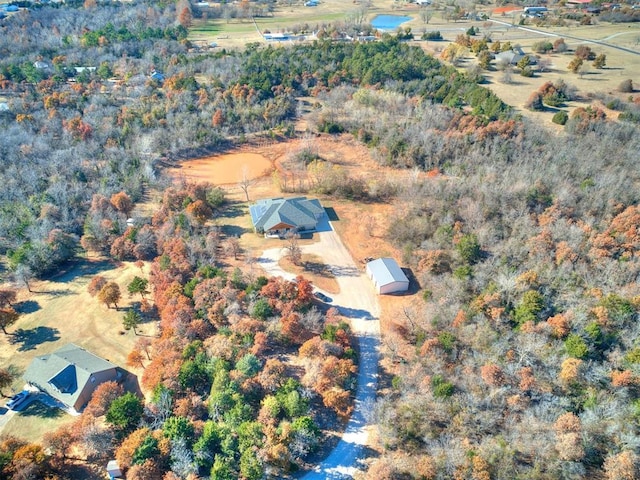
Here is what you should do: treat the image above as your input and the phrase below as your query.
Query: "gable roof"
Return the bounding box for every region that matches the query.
[366,258,409,286]
[24,344,117,409]
[249,197,324,232]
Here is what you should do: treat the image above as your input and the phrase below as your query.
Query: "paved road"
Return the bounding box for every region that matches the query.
[258,226,381,479]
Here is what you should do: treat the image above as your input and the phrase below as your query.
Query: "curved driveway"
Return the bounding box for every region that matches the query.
[258,225,381,479]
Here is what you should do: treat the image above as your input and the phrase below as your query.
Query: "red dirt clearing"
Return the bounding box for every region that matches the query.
[167,152,273,185]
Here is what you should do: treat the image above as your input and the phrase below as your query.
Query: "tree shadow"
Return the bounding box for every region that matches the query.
[14,300,40,314]
[302,261,335,278]
[48,258,115,284]
[20,399,64,419]
[218,202,247,219]
[221,225,249,237]
[9,326,60,352]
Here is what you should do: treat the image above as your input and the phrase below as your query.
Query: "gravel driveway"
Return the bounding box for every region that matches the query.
[258,226,381,478]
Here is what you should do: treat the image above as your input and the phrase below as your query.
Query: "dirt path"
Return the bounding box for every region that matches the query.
[258,225,381,478]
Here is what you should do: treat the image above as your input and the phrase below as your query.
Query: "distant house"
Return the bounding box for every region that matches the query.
[24,344,120,413]
[150,70,165,82]
[366,258,410,294]
[495,46,537,65]
[249,197,325,236]
[33,61,49,70]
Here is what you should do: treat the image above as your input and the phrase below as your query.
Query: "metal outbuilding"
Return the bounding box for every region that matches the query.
[366,258,410,294]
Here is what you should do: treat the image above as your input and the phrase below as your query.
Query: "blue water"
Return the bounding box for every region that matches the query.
[370,14,412,31]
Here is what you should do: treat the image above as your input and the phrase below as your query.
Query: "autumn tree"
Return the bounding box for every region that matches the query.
[127,349,146,369]
[0,308,19,334]
[98,282,121,309]
[592,53,606,69]
[110,191,134,216]
[84,380,124,418]
[87,275,107,297]
[604,450,639,480]
[0,289,17,308]
[568,57,583,74]
[43,424,76,459]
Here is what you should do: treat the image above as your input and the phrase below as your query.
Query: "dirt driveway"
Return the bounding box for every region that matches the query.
[258,225,381,478]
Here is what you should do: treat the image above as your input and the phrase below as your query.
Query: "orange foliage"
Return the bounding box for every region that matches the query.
[559,358,583,385]
[611,370,636,387]
[480,363,506,387]
[590,206,640,260]
[547,313,571,338]
[518,367,536,392]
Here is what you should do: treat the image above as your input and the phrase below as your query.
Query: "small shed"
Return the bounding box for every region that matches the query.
[106,460,123,480]
[366,258,410,294]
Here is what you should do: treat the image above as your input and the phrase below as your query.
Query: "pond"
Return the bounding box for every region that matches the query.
[370,14,412,31]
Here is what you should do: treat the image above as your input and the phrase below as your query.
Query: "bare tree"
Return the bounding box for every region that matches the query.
[285,232,302,265]
[224,236,242,260]
[238,165,254,202]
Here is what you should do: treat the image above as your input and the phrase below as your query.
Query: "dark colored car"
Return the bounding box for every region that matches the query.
[6,391,30,410]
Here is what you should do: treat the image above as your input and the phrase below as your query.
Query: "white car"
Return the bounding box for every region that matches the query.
[6,391,30,410]
[416,0,432,5]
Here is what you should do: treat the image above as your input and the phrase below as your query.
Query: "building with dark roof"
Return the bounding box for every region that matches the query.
[24,344,119,413]
[249,197,325,236]
[366,258,410,294]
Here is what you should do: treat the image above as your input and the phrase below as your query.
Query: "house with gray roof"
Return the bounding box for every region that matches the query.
[366,258,410,294]
[249,197,325,236]
[24,344,120,413]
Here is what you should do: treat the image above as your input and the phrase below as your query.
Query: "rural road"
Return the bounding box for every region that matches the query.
[258,224,381,479]
[488,19,640,56]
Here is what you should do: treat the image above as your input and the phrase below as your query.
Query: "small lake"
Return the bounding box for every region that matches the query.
[370,15,412,31]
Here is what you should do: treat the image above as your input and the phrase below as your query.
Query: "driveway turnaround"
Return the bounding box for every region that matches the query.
[259,226,381,479]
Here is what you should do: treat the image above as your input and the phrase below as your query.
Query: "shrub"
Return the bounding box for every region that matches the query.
[431,375,454,398]
[422,31,443,41]
[575,45,595,60]
[552,111,568,125]
[456,233,481,264]
[618,79,634,93]
[525,91,544,111]
[553,38,567,53]
[532,40,553,54]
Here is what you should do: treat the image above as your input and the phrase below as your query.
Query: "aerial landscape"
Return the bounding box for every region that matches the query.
[0,0,640,478]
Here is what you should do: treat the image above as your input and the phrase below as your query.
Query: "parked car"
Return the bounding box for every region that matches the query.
[304,0,318,6]
[6,391,30,410]
[315,292,332,303]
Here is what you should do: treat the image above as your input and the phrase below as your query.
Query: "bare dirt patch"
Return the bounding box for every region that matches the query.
[167,151,274,185]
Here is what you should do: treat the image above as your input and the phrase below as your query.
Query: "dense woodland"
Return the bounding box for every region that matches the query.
[1,0,640,479]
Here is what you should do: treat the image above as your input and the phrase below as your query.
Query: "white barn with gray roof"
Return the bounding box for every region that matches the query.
[24,344,119,413]
[249,197,325,236]
[366,258,410,294]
